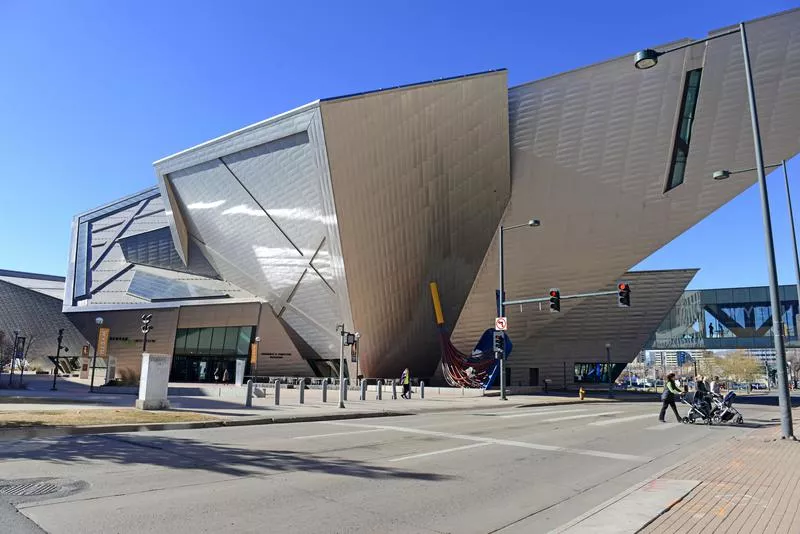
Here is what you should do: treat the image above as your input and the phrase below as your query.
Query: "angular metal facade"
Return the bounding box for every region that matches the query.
[451,9,800,384]
[62,9,800,382]
[0,271,88,368]
[320,71,510,377]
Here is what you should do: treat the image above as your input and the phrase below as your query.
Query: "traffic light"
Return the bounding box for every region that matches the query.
[617,282,631,307]
[549,288,561,312]
[493,330,505,355]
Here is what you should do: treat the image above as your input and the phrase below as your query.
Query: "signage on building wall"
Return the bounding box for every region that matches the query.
[97,327,111,357]
[261,352,291,359]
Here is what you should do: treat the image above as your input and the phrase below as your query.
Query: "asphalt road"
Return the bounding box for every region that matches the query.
[0,400,781,534]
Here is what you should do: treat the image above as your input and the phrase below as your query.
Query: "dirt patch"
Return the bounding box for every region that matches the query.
[0,408,219,428]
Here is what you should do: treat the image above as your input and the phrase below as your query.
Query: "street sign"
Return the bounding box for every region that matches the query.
[495,317,507,331]
[97,327,110,357]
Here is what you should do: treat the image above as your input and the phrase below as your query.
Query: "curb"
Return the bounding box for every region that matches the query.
[0,396,120,406]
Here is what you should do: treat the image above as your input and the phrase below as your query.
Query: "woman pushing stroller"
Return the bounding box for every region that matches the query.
[659,373,683,422]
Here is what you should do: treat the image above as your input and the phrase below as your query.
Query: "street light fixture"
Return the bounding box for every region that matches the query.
[89,316,103,393]
[714,160,800,358]
[498,218,542,401]
[635,23,794,438]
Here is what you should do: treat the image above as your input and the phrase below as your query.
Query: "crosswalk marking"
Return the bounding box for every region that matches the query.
[327,421,652,462]
[589,413,657,426]
[541,411,624,423]
[293,428,386,440]
[500,408,588,419]
[388,442,490,462]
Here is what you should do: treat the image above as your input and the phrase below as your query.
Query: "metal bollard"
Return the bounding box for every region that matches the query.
[274,380,280,405]
[377,379,383,400]
[420,381,425,399]
[245,379,253,407]
[360,379,367,401]
[343,378,349,400]
[322,378,328,403]
[392,379,397,399]
[299,378,305,404]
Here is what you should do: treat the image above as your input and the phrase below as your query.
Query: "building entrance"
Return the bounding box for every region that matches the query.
[170,325,254,383]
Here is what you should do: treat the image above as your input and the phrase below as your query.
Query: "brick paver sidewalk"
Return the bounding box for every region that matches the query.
[642,412,800,533]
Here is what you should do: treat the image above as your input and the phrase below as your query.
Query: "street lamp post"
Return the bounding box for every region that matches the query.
[715,160,800,340]
[498,218,541,401]
[89,316,103,393]
[635,22,794,438]
[605,343,613,399]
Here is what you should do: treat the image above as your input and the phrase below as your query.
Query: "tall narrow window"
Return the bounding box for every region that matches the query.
[666,68,703,192]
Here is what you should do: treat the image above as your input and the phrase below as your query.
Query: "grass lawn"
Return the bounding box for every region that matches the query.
[0,408,219,428]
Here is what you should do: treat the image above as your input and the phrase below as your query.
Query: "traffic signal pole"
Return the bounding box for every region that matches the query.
[498,226,507,401]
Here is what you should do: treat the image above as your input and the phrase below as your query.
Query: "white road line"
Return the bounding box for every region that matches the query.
[327,422,652,462]
[541,411,624,423]
[292,428,386,440]
[499,408,588,419]
[647,423,683,431]
[388,443,490,462]
[589,413,657,426]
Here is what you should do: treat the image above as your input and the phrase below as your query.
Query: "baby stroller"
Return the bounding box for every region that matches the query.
[680,391,713,425]
[710,391,744,425]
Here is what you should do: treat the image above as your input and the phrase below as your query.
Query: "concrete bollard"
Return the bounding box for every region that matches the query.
[299,378,305,404]
[392,379,397,399]
[245,379,253,407]
[360,379,367,401]
[420,381,425,399]
[343,378,349,401]
[377,379,383,400]
[274,380,280,405]
[322,378,328,403]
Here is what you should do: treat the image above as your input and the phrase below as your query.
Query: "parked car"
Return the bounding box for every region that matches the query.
[750,382,768,390]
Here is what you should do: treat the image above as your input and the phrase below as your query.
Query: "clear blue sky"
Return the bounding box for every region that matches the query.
[0,0,798,289]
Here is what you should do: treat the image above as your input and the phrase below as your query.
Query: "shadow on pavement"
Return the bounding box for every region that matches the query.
[5,433,452,482]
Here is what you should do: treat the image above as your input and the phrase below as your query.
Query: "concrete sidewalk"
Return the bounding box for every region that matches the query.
[639,413,800,533]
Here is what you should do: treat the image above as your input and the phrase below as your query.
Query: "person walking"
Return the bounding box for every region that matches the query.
[659,373,683,422]
[400,368,411,399]
[709,376,721,396]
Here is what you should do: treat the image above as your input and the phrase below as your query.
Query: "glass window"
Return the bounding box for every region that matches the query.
[237,327,253,356]
[184,328,200,355]
[223,327,239,356]
[209,327,226,355]
[174,329,188,355]
[197,328,213,355]
[666,68,702,192]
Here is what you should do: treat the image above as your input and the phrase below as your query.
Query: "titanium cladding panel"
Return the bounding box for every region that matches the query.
[320,70,510,378]
[452,9,800,359]
[155,105,353,363]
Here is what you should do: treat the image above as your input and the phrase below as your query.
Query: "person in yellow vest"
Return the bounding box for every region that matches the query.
[401,368,411,399]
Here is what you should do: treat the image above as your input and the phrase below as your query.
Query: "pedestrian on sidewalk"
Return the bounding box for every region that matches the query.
[659,373,683,423]
[401,367,411,399]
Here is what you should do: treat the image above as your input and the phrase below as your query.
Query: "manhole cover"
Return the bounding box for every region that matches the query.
[0,482,60,497]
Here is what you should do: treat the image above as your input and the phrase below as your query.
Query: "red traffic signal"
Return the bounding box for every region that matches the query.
[617,282,631,307]
[549,288,561,312]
